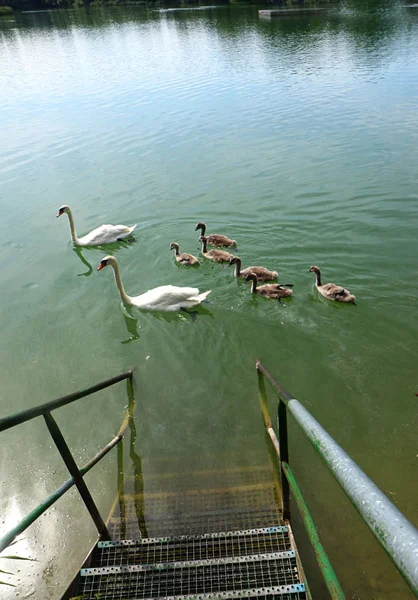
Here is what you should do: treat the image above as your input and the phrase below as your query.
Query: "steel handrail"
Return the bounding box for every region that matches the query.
[256,359,418,599]
[0,369,132,433]
[0,369,135,553]
[257,362,343,599]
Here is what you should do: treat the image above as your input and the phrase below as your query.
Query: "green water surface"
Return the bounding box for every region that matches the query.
[0,2,417,598]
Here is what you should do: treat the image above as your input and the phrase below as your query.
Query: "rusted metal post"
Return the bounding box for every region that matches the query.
[257,360,290,520]
[256,364,282,510]
[117,438,126,540]
[278,399,290,521]
[43,411,111,541]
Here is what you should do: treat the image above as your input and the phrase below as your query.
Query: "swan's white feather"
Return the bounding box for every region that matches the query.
[100,256,211,312]
[129,285,210,311]
[79,224,137,246]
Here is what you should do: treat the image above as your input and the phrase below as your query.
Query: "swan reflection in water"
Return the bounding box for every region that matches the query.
[120,303,214,345]
[73,240,136,277]
[73,247,93,277]
[122,311,141,344]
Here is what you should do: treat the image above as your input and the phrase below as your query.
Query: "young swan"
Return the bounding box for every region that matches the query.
[229,257,278,282]
[195,222,237,248]
[200,236,236,263]
[97,256,210,312]
[309,265,356,304]
[57,205,136,246]
[245,273,293,299]
[170,242,200,266]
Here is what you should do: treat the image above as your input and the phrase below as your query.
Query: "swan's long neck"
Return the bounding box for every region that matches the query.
[66,209,80,245]
[200,223,206,236]
[173,246,180,256]
[314,270,322,287]
[250,277,257,293]
[201,238,207,253]
[234,258,241,277]
[111,261,132,305]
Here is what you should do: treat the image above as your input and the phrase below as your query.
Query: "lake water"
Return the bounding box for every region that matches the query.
[0,2,417,598]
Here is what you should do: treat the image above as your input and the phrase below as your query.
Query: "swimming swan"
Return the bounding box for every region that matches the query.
[57,205,136,246]
[97,256,210,311]
[195,222,237,247]
[200,236,236,263]
[170,242,200,266]
[245,273,293,299]
[309,265,356,303]
[229,257,278,282]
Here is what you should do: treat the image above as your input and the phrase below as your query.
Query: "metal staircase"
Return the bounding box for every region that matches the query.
[76,530,305,600]
[1,363,417,600]
[69,471,307,600]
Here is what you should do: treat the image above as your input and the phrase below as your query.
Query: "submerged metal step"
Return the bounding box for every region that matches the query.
[133,465,275,494]
[95,526,291,566]
[110,481,281,539]
[109,505,282,540]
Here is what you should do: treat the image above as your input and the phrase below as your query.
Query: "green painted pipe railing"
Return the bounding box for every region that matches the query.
[0,369,135,553]
[256,359,418,599]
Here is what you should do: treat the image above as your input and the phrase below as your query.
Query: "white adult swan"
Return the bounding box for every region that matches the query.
[97,256,211,312]
[57,205,137,246]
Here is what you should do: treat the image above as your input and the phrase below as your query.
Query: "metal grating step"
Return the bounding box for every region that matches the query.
[82,550,296,574]
[70,479,307,600]
[77,553,305,599]
[95,527,291,566]
[134,466,276,494]
[110,505,282,540]
[110,482,281,539]
[73,587,305,600]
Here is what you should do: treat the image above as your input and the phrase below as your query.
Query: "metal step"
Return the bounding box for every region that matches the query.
[110,482,281,539]
[73,588,305,600]
[133,465,275,493]
[78,555,305,599]
[73,527,306,600]
[109,505,282,540]
[95,526,291,566]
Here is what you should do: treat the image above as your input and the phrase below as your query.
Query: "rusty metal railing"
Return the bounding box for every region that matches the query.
[256,359,418,599]
[0,368,135,553]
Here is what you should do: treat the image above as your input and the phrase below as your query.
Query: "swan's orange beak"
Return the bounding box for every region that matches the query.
[97,264,104,271]
[56,212,61,218]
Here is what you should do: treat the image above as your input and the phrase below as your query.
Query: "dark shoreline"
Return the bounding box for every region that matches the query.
[1,0,336,14]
